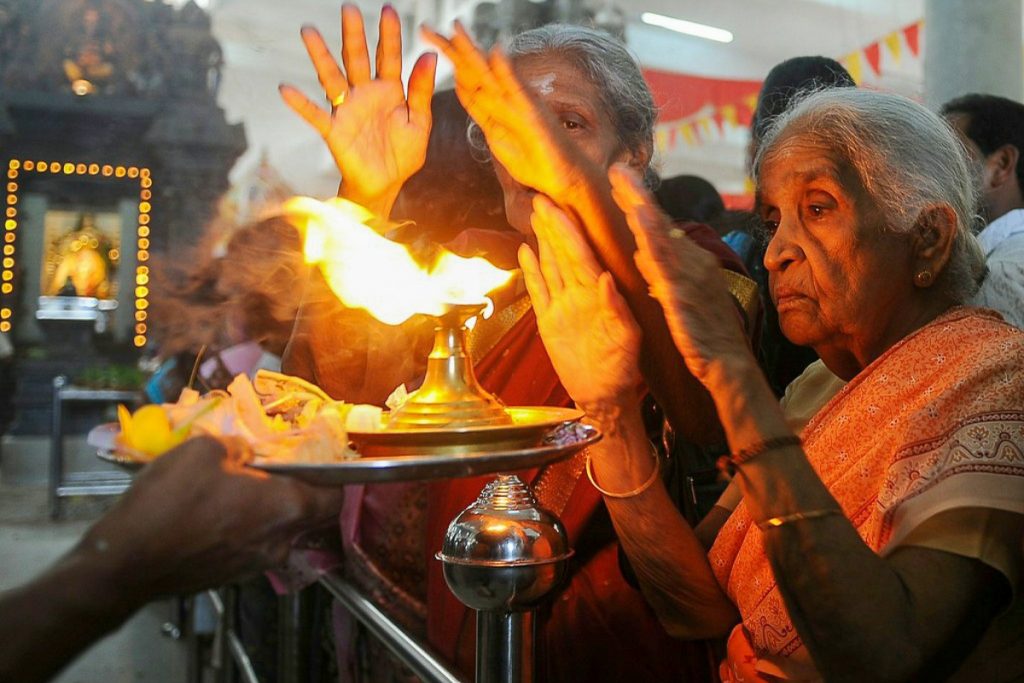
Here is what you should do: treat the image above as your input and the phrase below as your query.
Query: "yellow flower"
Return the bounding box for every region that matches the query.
[117,404,188,459]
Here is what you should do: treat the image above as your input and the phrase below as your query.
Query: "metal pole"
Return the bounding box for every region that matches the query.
[320,572,467,683]
[49,375,66,520]
[476,611,533,683]
[277,589,310,683]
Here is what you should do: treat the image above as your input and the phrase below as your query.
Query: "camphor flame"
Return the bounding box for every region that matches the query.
[284,196,515,325]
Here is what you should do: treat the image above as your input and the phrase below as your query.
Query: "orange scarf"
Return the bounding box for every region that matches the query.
[710,308,1024,677]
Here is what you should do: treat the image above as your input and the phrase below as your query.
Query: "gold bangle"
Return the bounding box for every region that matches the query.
[585,446,661,499]
[756,508,843,531]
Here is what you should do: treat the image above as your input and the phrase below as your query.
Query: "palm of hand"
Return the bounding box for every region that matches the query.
[535,281,640,408]
[486,109,577,198]
[640,245,746,383]
[328,81,429,200]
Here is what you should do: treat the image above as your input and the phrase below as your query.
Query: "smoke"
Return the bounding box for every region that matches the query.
[281,268,434,405]
[150,211,434,405]
[148,215,309,358]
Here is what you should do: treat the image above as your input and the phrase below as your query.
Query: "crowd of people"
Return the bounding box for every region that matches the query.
[2,4,1023,682]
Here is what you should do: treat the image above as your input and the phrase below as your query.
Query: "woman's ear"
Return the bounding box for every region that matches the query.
[912,204,957,278]
[986,143,1020,190]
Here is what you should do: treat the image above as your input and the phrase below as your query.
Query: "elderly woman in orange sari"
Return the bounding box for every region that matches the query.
[516,87,1024,681]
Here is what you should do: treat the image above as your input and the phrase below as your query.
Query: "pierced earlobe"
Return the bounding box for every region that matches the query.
[914,270,934,287]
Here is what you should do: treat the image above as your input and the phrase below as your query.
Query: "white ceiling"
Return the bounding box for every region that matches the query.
[207,0,930,199]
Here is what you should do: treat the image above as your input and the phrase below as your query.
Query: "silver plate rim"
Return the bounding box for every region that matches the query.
[250,423,600,485]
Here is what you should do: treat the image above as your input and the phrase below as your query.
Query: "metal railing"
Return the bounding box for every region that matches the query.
[319,572,468,683]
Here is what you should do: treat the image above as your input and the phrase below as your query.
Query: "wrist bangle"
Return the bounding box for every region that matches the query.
[756,508,843,531]
[717,434,802,478]
[585,445,661,499]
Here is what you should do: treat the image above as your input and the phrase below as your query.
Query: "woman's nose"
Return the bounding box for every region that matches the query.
[763,220,800,273]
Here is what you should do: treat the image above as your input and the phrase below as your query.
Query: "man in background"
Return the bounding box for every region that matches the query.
[943,93,1024,327]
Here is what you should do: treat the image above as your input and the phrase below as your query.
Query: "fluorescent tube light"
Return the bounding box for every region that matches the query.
[640,12,734,43]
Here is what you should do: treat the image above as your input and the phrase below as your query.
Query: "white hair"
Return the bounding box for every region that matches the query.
[754,88,986,303]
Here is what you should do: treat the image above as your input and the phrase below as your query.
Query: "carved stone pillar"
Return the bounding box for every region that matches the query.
[144,101,246,255]
[0,102,13,147]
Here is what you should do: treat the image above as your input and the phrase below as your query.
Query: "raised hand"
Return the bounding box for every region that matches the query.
[519,195,642,409]
[609,164,751,384]
[280,5,437,217]
[422,22,594,202]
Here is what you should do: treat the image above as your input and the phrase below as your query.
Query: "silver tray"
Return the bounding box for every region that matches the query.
[92,421,600,486]
[251,423,599,485]
[96,449,145,472]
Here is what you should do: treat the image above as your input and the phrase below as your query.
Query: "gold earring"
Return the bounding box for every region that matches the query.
[914,270,933,287]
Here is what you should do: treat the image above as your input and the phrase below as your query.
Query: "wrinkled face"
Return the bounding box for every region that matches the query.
[496,54,634,234]
[758,138,914,359]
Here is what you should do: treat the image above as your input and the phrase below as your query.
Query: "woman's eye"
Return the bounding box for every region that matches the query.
[561,119,582,131]
[808,205,824,217]
[761,218,779,234]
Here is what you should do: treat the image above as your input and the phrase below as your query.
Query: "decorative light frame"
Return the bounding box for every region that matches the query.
[2,158,152,347]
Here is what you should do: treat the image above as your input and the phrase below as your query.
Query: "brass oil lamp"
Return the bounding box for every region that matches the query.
[284,197,595,682]
[387,303,512,429]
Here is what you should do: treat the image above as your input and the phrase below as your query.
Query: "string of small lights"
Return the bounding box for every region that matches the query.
[2,158,152,346]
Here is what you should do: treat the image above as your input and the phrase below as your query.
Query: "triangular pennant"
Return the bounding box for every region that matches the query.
[681,123,697,145]
[720,104,739,128]
[655,128,669,153]
[712,107,725,132]
[843,51,863,84]
[884,31,902,64]
[699,117,714,137]
[669,126,679,148]
[737,98,755,127]
[863,42,882,76]
[904,21,921,56]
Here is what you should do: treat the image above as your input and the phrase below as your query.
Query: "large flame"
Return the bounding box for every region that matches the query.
[284,197,515,325]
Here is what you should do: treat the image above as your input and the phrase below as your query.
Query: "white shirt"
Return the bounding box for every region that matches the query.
[972,208,1024,328]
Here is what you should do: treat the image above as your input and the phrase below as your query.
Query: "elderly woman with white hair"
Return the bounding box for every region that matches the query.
[498,84,1024,681]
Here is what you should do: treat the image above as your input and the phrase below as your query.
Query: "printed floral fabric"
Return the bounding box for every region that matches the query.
[708,308,1024,670]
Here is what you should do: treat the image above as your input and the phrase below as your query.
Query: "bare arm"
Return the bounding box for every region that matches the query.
[0,437,343,683]
[705,359,1006,680]
[588,401,740,639]
[0,550,138,683]
[518,197,737,639]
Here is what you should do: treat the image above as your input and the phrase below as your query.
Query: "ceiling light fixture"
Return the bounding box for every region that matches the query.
[640,12,734,43]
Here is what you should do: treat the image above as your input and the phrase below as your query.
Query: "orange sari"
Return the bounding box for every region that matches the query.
[710,308,1024,680]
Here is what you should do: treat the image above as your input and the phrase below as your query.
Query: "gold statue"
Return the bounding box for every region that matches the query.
[46,212,116,299]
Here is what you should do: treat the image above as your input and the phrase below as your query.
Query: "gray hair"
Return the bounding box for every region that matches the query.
[754,88,986,303]
[502,24,656,166]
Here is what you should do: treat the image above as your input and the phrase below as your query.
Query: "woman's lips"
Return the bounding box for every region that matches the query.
[773,288,808,311]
